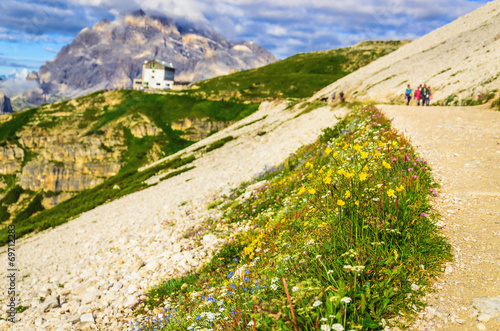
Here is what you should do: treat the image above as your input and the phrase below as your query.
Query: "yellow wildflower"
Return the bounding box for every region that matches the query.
[382,161,391,169]
[345,191,351,199]
[325,147,332,155]
[378,141,385,147]
[355,201,359,206]
[298,186,306,195]
[304,221,309,226]
[308,188,316,194]
[323,177,332,184]
[360,151,369,159]
[327,169,333,177]
[337,199,345,206]
[307,173,313,178]
[392,140,398,146]
[343,143,349,150]
[344,172,354,179]
[337,168,346,176]
[387,189,395,197]
[363,165,369,171]
[359,172,368,181]
[333,151,339,157]
[305,162,313,169]
[353,144,362,151]
[396,185,405,192]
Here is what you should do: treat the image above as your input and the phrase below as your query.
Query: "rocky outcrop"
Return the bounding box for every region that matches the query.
[26,71,39,82]
[171,118,231,141]
[42,192,75,209]
[38,11,277,98]
[20,161,114,192]
[130,123,162,138]
[0,145,24,174]
[0,92,13,114]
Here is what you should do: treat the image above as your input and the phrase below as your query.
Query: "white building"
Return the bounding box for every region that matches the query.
[133,59,175,90]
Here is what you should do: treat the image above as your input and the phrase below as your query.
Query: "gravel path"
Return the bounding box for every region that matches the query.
[380,105,500,331]
[0,101,347,330]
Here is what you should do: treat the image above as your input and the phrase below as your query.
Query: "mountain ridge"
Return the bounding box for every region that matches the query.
[36,11,277,99]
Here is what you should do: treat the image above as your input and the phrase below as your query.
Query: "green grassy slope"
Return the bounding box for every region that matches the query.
[0,91,258,244]
[190,41,407,100]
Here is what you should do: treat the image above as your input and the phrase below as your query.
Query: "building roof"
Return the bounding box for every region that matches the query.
[143,59,174,69]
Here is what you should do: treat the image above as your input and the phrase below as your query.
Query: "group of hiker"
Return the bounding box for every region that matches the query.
[405,84,432,106]
[331,91,345,103]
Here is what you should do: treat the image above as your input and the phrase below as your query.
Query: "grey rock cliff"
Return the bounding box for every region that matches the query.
[0,92,13,114]
[38,11,277,97]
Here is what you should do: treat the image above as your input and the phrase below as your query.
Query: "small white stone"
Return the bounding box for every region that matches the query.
[477,323,486,330]
[477,314,491,322]
[80,312,95,323]
[127,284,138,294]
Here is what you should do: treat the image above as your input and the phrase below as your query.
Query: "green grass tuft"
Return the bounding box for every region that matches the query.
[205,136,234,152]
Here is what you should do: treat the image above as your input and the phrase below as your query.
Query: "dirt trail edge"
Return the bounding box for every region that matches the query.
[379,105,500,331]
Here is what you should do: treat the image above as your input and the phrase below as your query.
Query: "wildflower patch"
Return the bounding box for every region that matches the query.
[131,106,451,330]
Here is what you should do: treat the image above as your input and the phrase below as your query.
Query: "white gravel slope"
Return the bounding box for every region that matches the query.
[313,0,500,103]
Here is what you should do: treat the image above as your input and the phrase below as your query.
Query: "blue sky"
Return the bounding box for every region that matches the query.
[0,0,489,78]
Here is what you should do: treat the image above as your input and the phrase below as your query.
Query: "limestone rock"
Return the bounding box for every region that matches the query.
[473,296,500,318]
[171,118,231,141]
[39,296,60,312]
[80,313,95,323]
[0,92,13,114]
[0,145,24,174]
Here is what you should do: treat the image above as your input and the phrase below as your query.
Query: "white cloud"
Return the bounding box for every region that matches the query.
[43,47,60,53]
[0,72,40,97]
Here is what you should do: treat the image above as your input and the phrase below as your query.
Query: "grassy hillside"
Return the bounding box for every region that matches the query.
[0,41,405,245]
[189,41,407,100]
[0,90,258,244]
[131,106,451,330]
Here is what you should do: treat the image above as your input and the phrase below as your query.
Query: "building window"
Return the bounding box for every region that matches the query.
[152,70,155,73]
[151,76,154,79]
[156,83,161,86]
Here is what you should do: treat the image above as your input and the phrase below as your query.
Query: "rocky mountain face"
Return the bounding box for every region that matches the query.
[0,92,13,114]
[38,10,277,98]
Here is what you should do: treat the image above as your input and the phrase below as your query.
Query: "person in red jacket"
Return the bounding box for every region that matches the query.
[414,85,422,106]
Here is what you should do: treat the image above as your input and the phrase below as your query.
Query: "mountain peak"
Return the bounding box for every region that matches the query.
[37,12,277,99]
[131,9,146,17]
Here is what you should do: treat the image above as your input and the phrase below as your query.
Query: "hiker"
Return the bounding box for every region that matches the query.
[426,86,432,106]
[405,84,412,106]
[332,92,336,101]
[421,85,428,106]
[414,85,422,106]
[339,91,345,103]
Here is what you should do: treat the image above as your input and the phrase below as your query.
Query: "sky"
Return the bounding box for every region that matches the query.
[0,0,489,78]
